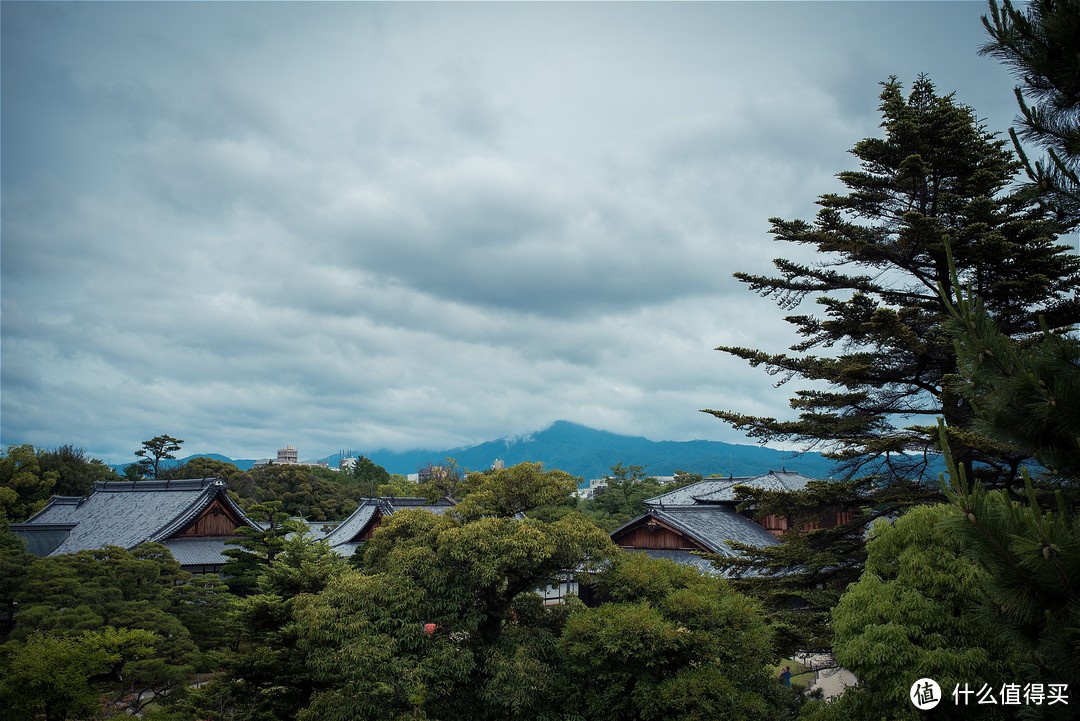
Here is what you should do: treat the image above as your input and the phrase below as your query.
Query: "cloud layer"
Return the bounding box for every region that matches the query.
[1,2,1028,463]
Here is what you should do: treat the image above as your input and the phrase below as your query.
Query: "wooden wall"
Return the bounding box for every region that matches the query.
[614,520,707,551]
[178,499,242,537]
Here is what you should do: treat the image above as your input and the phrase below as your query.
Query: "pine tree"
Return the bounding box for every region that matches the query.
[937,255,1079,707]
[704,76,1080,487]
[981,0,1080,226]
[704,76,1080,653]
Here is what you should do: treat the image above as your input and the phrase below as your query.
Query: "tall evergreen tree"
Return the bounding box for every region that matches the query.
[981,0,1080,226]
[937,260,1080,706]
[704,76,1080,653]
[704,76,1080,487]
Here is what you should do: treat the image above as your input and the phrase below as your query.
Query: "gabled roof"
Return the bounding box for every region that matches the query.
[12,478,259,559]
[317,496,458,554]
[645,470,815,507]
[612,506,780,557]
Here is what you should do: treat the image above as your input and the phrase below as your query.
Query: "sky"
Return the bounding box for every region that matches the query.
[0,1,1048,465]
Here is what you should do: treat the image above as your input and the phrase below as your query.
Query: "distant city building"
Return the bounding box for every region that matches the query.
[491,458,505,470]
[277,445,299,464]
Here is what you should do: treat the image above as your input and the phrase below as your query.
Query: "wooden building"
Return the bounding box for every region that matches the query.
[10,478,261,574]
[611,470,838,574]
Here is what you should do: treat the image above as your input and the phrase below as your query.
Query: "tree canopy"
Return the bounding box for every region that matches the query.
[704,76,1080,487]
[134,435,185,480]
[981,0,1080,225]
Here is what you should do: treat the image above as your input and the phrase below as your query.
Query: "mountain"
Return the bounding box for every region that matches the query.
[351,421,839,481]
[115,421,839,481]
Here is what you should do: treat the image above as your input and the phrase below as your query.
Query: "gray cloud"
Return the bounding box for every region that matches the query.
[1,1,1032,464]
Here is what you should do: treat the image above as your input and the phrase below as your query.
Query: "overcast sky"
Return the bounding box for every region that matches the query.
[1,1,1043,464]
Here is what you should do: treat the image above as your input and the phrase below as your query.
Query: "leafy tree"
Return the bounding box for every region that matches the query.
[0,521,31,641]
[163,456,246,483]
[418,457,466,500]
[349,455,391,496]
[564,552,802,721]
[222,501,309,595]
[375,472,419,498]
[179,533,349,721]
[802,504,1012,720]
[0,626,158,721]
[5,544,203,717]
[715,478,884,656]
[0,444,59,521]
[134,434,185,479]
[229,464,364,521]
[580,465,701,531]
[37,444,120,497]
[944,250,1080,480]
[981,0,1080,225]
[297,463,615,721]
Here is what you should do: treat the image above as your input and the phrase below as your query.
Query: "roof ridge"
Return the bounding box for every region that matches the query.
[94,478,223,493]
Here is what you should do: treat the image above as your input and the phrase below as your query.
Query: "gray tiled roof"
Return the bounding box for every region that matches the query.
[644,479,733,507]
[321,503,379,548]
[646,470,816,507]
[163,537,235,566]
[13,479,258,559]
[317,497,457,553]
[649,507,780,556]
[690,470,814,503]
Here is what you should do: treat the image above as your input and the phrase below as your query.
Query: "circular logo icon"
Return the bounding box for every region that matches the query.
[910,678,942,710]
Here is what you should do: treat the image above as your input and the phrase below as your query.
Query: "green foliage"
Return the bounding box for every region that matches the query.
[580,465,701,531]
[0,444,59,521]
[564,552,801,721]
[178,533,348,721]
[222,501,310,595]
[0,626,158,721]
[297,463,617,721]
[713,477,904,655]
[944,250,1080,480]
[817,505,1011,720]
[455,461,578,520]
[163,456,246,484]
[134,434,185,479]
[0,521,31,640]
[981,0,1080,226]
[228,463,366,521]
[349,455,391,496]
[941,434,1080,714]
[702,75,1080,653]
[2,544,212,718]
[934,254,1080,705]
[37,444,120,497]
[704,75,1080,484]
[1,444,120,522]
[417,457,467,500]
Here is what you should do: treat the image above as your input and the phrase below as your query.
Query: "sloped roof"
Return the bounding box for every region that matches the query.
[163,537,235,566]
[649,506,780,556]
[645,470,815,507]
[13,479,258,558]
[321,503,380,549]
[690,470,814,503]
[318,497,457,553]
[634,549,722,576]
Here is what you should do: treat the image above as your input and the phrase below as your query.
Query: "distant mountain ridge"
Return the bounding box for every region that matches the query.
[144,421,839,481]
